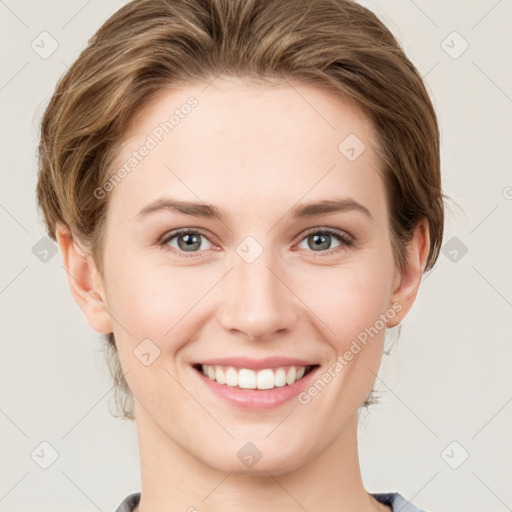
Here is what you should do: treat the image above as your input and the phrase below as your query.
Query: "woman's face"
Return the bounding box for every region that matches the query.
[95,77,406,474]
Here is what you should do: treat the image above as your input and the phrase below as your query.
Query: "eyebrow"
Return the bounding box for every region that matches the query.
[133,197,373,222]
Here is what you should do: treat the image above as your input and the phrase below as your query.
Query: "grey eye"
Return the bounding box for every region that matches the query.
[298,231,344,252]
[165,231,213,252]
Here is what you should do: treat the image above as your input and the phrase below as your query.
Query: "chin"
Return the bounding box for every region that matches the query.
[231,465,296,478]
[201,444,308,477]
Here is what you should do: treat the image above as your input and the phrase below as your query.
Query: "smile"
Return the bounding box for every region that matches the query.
[194,364,316,390]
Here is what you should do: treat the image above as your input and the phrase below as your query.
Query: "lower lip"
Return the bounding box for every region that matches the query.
[193,366,319,410]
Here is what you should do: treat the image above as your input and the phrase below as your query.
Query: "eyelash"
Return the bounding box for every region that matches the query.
[158,227,354,259]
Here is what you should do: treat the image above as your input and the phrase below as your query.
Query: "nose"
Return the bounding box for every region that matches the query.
[218,249,299,341]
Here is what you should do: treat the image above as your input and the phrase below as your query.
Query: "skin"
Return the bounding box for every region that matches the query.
[56,76,429,512]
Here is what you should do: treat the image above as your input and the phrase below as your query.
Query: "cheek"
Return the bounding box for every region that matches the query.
[300,264,393,348]
[289,265,393,431]
[106,260,218,346]
[105,262,212,402]
[107,261,207,326]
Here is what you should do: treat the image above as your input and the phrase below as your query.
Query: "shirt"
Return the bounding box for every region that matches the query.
[114,491,426,511]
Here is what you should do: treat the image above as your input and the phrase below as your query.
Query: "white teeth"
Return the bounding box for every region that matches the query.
[274,368,287,387]
[286,366,297,385]
[225,367,238,386]
[199,364,311,389]
[239,369,257,389]
[215,367,226,385]
[257,369,275,390]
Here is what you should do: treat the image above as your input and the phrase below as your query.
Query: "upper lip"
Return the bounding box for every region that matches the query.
[193,356,318,370]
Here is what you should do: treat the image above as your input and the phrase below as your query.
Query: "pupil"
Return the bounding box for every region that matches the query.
[311,233,329,251]
[179,233,200,251]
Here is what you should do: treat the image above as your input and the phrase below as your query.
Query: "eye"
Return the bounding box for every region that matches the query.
[159,227,353,258]
[297,227,353,255]
[159,229,215,257]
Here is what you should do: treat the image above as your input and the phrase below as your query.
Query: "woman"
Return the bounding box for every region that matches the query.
[36,0,443,510]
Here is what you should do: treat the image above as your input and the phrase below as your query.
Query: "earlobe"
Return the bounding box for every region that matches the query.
[55,222,113,333]
[387,220,430,328]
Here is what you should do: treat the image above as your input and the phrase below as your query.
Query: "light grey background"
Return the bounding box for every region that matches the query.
[1,1,511,511]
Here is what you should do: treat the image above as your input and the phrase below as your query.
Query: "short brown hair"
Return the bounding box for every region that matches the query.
[36,0,444,420]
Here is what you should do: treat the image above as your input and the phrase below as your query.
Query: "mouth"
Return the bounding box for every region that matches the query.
[192,363,320,390]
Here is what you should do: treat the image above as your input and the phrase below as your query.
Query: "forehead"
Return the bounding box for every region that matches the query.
[107,76,384,224]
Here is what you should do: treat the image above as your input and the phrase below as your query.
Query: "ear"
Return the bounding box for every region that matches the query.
[387,219,430,328]
[55,222,113,333]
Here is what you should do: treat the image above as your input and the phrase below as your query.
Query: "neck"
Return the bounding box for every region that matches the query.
[134,406,388,512]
